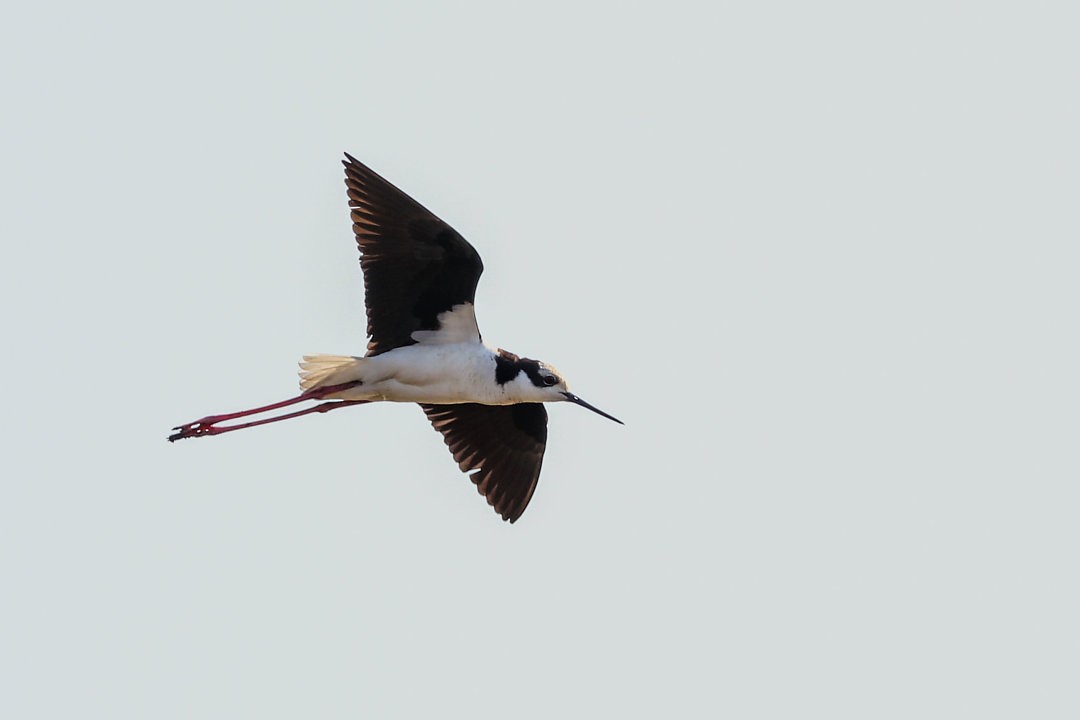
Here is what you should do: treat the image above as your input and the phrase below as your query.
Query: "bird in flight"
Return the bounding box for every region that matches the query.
[169,153,622,522]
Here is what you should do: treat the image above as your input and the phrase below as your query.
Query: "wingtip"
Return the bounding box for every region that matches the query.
[503,500,528,524]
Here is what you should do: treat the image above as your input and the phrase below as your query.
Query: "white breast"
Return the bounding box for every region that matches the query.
[357,342,513,404]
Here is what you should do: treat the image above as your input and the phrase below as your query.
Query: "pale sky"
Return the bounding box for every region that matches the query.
[2,1,1078,718]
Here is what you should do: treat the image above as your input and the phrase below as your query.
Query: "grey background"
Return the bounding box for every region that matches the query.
[2,1,1077,718]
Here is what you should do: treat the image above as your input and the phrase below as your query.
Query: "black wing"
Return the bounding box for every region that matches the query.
[343,153,484,356]
[420,403,548,523]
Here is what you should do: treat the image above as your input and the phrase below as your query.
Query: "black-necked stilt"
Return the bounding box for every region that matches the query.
[169,153,622,522]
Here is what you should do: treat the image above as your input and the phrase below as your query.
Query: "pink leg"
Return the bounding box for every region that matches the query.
[168,400,370,441]
[168,381,366,442]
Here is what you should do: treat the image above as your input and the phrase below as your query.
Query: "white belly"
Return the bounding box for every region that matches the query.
[329,343,511,405]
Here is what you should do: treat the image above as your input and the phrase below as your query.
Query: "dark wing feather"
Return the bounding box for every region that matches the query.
[420,403,548,523]
[343,154,484,356]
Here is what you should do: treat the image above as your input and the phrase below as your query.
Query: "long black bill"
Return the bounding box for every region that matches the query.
[561,392,624,425]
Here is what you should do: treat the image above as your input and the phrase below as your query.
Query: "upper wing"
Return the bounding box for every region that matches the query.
[420,403,548,523]
[343,154,484,356]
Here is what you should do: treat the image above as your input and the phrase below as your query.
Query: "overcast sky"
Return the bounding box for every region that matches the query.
[2,1,1077,718]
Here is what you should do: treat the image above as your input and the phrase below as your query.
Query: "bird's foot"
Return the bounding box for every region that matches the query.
[168,417,226,441]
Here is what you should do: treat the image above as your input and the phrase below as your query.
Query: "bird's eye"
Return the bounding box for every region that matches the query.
[543,375,558,386]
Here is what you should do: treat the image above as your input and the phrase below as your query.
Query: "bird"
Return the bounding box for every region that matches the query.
[169,153,622,522]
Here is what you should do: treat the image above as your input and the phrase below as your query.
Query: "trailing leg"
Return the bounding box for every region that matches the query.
[168,380,365,442]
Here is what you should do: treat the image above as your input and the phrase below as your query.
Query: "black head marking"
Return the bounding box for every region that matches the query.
[495,349,521,384]
[495,348,552,387]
